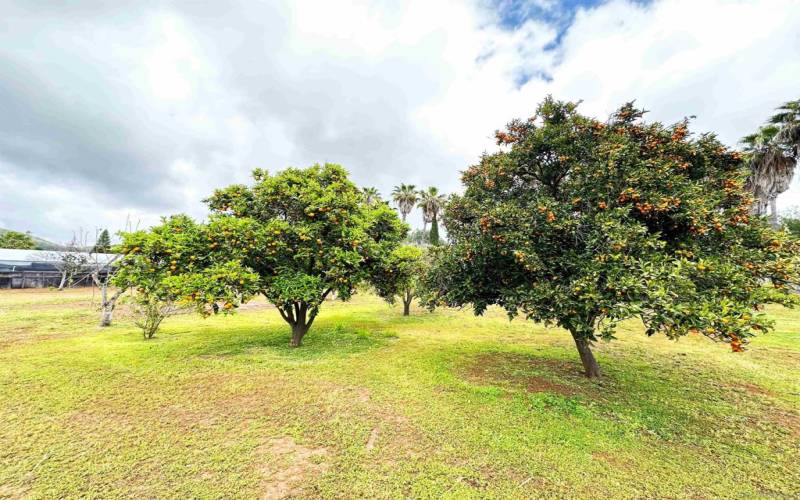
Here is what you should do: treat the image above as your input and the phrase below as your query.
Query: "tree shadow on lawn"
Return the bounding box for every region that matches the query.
[456,350,800,448]
[182,321,397,361]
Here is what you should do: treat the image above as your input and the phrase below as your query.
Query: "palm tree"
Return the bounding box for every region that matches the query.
[391,184,419,222]
[743,98,800,227]
[362,187,381,206]
[417,187,447,231]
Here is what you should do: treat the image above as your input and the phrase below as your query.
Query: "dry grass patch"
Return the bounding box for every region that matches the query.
[255,437,329,499]
[460,352,584,396]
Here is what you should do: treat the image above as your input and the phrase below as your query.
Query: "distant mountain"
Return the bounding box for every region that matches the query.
[0,228,61,250]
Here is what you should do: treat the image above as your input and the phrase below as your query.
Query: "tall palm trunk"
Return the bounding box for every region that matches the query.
[770,197,779,228]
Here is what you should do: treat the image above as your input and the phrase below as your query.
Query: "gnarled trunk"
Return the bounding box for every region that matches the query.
[278,300,319,348]
[570,331,601,378]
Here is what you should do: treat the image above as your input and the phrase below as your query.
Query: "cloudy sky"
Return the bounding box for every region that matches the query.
[1,0,799,242]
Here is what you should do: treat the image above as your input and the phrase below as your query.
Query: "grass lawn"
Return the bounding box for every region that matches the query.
[1,288,798,498]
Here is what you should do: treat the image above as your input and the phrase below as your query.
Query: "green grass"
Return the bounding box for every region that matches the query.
[1,288,798,498]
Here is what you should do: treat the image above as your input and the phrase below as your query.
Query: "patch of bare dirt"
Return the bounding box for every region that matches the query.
[461,352,581,396]
[591,451,634,470]
[766,409,800,437]
[255,437,329,499]
[22,300,93,311]
[729,382,775,397]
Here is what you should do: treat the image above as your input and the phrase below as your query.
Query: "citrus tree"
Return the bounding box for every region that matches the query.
[371,245,427,315]
[204,164,407,346]
[426,97,799,377]
[113,215,259,338]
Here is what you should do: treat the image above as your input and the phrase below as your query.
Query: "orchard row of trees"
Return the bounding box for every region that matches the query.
[105,98,799,378]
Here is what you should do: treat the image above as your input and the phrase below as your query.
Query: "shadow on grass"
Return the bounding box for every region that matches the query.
[454,348,799,449]
[182,322,397,361]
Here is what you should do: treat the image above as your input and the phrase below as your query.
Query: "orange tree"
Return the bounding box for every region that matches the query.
[203,163,407,346]
[113,215,259,338]
[371,245,428,316]
[425,98,799,377]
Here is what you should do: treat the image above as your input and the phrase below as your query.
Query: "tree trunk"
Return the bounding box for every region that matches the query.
[290,322,309,347]
[769,196,779,228]
[100,308,113,327]
[277,301,319,348]
[571,332,601,378]
[402,290,412,316]
[58,271,67,291]
[94,274,123,327]
[99,284,111,326]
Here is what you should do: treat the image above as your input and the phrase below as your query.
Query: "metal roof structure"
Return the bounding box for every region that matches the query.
[0,249,119,266]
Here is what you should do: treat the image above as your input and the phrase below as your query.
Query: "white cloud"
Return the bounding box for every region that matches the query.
[1,0,799,242]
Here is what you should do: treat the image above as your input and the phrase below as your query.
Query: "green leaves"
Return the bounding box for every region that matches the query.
[0,230,36,250]
[204,163,407,335]
[164,261,260,317]
[371,245,426,305]
[113,164,407,342]
[113,215,261,336]
[430,98,800,354]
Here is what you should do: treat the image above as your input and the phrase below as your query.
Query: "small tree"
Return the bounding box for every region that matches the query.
[42,234,89,291]
[203,164,407,346]
[113,215,258,338]
[90,253,123,327]
[92,229,111,253]
[0,230,36,249]
[88,226,127,326]
[429,217,441,246]
[427,98,799,377]
[405,228,430,246]
[372,245,427,316]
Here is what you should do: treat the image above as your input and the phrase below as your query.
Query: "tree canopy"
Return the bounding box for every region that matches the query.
[417,186,447,230]
[426,97,800,377]
[204,163,407,346]
[392,183,419,222]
